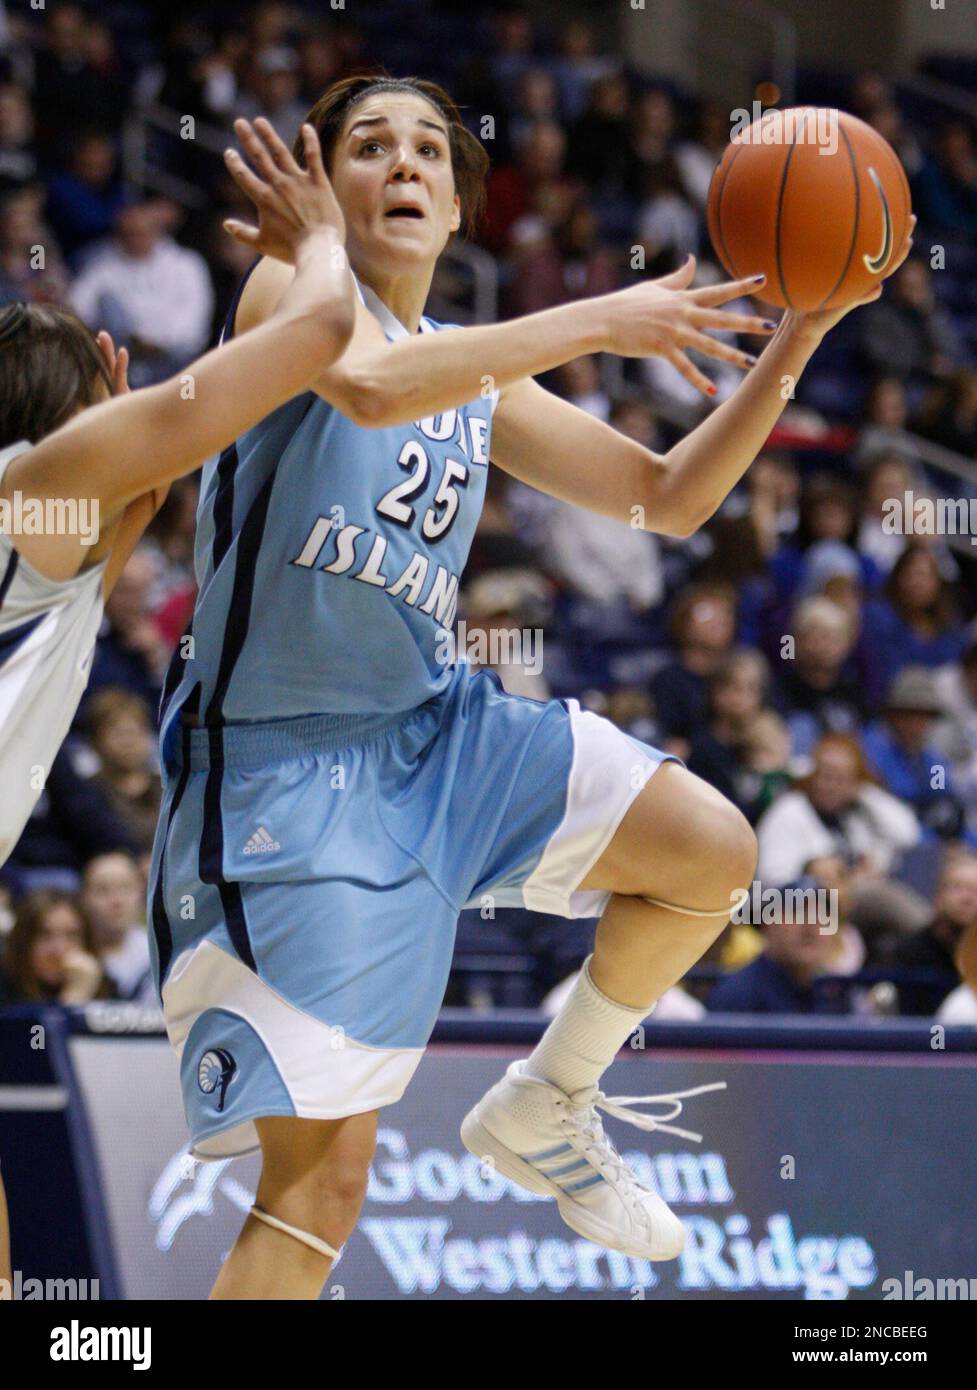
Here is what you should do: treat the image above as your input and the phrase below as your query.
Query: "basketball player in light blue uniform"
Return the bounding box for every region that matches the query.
[148,82,913,1298]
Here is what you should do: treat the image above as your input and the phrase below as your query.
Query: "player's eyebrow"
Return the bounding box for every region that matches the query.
[347,116,448,139]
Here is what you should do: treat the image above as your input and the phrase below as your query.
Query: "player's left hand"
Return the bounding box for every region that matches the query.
[786,214,917,343]
[96,330,130,395]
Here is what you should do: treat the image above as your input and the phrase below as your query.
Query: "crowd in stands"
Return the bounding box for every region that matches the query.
[2,2,977,1024]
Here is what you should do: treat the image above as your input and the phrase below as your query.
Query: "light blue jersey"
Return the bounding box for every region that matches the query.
[160,270,498,757]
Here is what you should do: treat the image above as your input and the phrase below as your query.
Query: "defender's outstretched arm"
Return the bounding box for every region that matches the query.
[3,121,355,585]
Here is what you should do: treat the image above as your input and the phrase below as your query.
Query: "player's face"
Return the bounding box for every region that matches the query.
[331,93,462,275]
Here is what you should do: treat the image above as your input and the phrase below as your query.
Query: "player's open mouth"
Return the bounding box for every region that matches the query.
[385,205,425,218]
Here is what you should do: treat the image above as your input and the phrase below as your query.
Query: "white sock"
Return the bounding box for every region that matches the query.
[524,955,653,1096]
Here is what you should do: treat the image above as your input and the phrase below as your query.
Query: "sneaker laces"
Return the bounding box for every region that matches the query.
[593,1082,728,1144]
[557,1081,727,1225]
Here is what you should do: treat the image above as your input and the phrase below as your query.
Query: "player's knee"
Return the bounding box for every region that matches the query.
[671,788,757,901]
[712,801,758,895]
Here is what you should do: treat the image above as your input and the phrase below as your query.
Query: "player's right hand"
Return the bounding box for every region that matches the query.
[223,117,346,265]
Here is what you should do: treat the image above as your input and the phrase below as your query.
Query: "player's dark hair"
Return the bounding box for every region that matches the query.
[295,71,490,237]
[0,302,113,447]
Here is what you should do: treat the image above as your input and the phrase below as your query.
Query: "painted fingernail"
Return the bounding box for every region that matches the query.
[745,354,758,366]
[707,384,718,396]
[762,320,777,330]
[751,273,766,283]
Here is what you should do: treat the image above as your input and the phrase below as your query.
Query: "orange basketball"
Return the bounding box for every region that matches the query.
[707,106,912,311]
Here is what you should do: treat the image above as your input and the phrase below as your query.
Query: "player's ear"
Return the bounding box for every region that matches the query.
[449,194,461,234]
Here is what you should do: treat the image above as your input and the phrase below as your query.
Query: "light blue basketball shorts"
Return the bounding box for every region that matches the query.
[148,661,676,1159]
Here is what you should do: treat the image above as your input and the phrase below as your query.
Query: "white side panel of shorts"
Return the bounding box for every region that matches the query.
[163,941,424,1135]
[520,700,669,919]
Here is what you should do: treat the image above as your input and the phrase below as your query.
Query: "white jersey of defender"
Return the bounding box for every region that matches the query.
[0,440,107,865]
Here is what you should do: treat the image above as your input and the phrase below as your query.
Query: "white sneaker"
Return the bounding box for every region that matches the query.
[461,1061,725,1261]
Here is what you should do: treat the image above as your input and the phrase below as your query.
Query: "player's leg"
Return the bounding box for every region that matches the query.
[582,760,755,1004]
[210,1110,377,1300]
[518,760,753,1096]
[0,1170,11,1287]
[459,686,755,1259]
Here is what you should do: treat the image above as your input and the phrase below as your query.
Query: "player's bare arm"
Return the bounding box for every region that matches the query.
[1,119,354,585]
[236,244,778,426]
[490,217,916,537]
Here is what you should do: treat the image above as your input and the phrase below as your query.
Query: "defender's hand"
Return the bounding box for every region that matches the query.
[96,330,129,395]
[223,117,346,265]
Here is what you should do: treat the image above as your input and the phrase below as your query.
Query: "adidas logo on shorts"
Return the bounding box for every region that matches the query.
[243,826,281,855]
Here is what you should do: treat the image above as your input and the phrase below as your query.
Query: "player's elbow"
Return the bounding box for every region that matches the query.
[641,462,706,539]
[337,366,396,429]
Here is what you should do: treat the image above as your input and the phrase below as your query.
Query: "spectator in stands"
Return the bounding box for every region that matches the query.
[297,31,341,110]
[87,550,171,711]
[565,71,633,197]
[468,466,544,576]
[650,581,737,751]
[741,708,793,820]
[507,67,561,158]
[934,635,977,835]
[0,184,70,304]
[45,131,126,264]
[756,732,919,888]
[481,120,574,257]
[70,200,214,386]
[459,568,552,702]
[913,120,977,237]
[937,920,977,1025]
[0,82,35,192]
[858,258,957,386]
[687,648,771,822]
[80,853,155,1004]
[490,7,537,110]
[863,666,966,841]
[769,473,869,599]
[675,99,728,210]
[917,369,977,459]
[533,398,664,613]
[861,375,911,428]
[140,475,200,640]
[861,543,968,696]
[0,889,112,1006]
[235,45,307,149]
[508,195,620,315]
[30,4,127,151]
[636,158,700,279]
[6,745,138,891]
[704,453,799,644]
[888,851,977,1014]
[856,452,913,578]
[771,596,866,757]
[551,18,615,125]
[627,88,676,187]
[85,689,162,854]
[706,892,846,1015]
